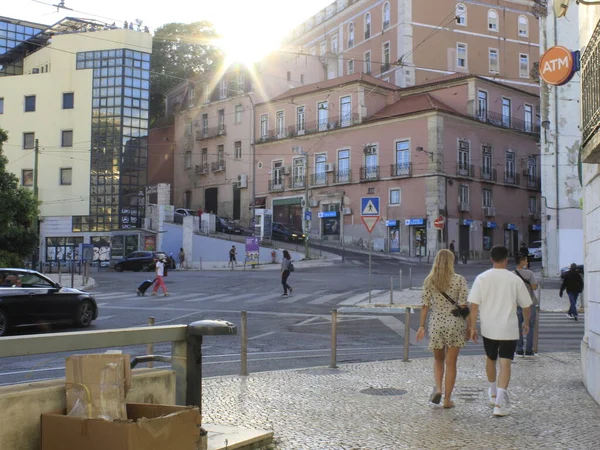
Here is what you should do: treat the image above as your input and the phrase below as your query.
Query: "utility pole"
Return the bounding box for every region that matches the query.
[33,139,40,271]
[304,152,310,260]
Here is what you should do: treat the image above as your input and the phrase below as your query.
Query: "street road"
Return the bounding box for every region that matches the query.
[0,256,582,385]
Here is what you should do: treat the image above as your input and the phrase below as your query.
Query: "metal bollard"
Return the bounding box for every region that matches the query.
[58,261,62,284]
[240,311,248,376]
[330,309,338,369]
[399,269,403,291]
[409,267,412,290]
[390,277,394,304]
[403,307,411,362]
[147,317,155,368]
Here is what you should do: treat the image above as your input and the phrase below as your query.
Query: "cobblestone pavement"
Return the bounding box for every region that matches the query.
[203,352,600,449]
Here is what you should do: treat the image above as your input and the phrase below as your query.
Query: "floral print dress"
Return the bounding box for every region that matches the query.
[421,274,469,350]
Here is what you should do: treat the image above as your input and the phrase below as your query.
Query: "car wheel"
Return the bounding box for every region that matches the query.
[115,264,124,272]
[0,309,8,337]
[142,263,150,272]
[74,301,94,328]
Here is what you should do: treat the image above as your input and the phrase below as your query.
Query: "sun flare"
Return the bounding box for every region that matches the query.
[216,33,279,66]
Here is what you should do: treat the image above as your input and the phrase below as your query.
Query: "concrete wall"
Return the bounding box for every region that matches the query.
[0,369,175,450]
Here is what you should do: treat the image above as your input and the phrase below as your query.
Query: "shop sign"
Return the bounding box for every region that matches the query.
[532,224,542,231]
[484,222,497,229]
[506,223,516,230]
[385,220,398,227]
[405,218,425,226]
[318,211,338,218]
[462,219,474,226]
[539,46,579,86]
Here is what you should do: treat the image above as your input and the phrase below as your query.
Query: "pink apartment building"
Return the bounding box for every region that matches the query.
[254,73,541,258]
[283,0,541,92]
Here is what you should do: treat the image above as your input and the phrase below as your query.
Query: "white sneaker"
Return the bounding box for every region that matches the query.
[488,388,497,407]
[493,393,511,417]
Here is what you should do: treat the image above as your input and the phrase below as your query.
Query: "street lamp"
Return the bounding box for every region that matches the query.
[292,146,310,260]
[416,146,434,161]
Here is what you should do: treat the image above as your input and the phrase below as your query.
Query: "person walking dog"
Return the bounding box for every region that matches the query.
[281,250,293,296]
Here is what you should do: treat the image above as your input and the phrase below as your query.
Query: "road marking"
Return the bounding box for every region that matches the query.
[183,293,230,303]
[248,331,276,341]
[93,293,136,300]
[94,315,116,321]
[151,311,204,325]
[376,315,420,342]
[350,260,364,265]
[337,290,385,305]
[215,293,262,303]
[277,294,311,304]
[151,293,200,302]
[308,293,351,305]
[97,302,108,306]
[245,293,284,304]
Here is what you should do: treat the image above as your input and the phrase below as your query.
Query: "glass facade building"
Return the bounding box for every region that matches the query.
[0,19,45,76]
[72,49,151,232]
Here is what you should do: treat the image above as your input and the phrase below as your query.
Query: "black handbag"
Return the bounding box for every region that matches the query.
[440,291,470,319]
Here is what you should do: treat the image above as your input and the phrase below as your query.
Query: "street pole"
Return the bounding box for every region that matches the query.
[304,152,309,260]
[33,139,40,271]
[368,233,372,303]
[250,97,256,237]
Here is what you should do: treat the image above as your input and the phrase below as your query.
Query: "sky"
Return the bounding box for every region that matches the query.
[5,0,333,60]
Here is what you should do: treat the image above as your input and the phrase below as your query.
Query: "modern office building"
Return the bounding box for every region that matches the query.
[0,16,153,264]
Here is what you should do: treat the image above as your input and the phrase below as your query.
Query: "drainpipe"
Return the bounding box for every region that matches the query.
[553,12,560,272]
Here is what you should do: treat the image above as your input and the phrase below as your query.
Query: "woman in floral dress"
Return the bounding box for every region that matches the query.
[416,249,470,408]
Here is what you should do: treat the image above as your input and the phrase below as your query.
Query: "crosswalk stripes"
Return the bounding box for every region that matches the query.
[245,293,285,304]
[183,293,229,303]
[215,293,261,303]
[277,294,311,304]
[337,290,385,305]
[308,292,353,305]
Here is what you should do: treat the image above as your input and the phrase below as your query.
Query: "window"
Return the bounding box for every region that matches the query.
[478,90,488,121]
[220,80,228,99]
[260,114,268,137]
[389,188,400,205]
[365,51,372,74]
[489,48,499,73]
[293,157,306,188]
[331,36,338,53]
[201,148,208,167]
[184,151,192,169]
[276,110,285,137]
[235,104,243,124]
[348,23,355,48]
[185,122,192,137]
[348,59,355,75]
[457,43,467,69]
[61,130,73,147]
[364,144,378,180]
[314,154,327,185]
[459,184,469,204]
[488,10,498,32]
[394,140,410,176]
[320,41,327,55]
[234,141,242,159]
[505,151,516,181]
[482,145,492,179]
[218,109,225,133]
[203,84,210,104]
[188,88,195,108]
[63,92,74,109]
[502,98,511,127]
[365,13,371,39]
[528,156,537,182]
[340,96,352,127]
[524,104,533,133]
[518,15,529,37]
[23,132,35,149]
[22,169,33,186]
[0,98,3,114]
[202,113,208,137]
[529,196,537,214]
[296,106,306,134]
[60,168,72,186]
[25,95,36,112]
[272,161,283,187]
[456,4,467,26]
[383,2,391,29]
[318,101,329,131]
[217,145,224,167]
[237,74,245,93]
[383,42,390,69]
[337,149,350,183]
[458,140,470,175]
[483,189,492,207]
[519,53,529,78]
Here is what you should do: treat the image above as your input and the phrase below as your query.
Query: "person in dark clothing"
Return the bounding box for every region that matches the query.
[560,263,584,321]
[280,250,293,296]
[518,243,530,268]
[449,240,456,265]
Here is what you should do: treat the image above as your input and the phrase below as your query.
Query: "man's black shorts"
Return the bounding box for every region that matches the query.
[482,337,517,361]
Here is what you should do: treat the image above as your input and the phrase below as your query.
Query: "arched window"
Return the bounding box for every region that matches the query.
[348,23,355,47]
[365,13,371,39]
[456,3,466,26]
[518,15,529,37]
[383,2,390,30]
[488,10,498,32]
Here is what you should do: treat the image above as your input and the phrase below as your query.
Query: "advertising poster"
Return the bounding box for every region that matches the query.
[390,228,400,253]
[245,237,259,266]
[92,236,111,267]
[322,217,340,236]
[144,235,156,251]
[125,235,138,255]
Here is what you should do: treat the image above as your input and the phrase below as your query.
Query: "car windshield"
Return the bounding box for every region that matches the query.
[530,242,542,249]
[18,273,54,288]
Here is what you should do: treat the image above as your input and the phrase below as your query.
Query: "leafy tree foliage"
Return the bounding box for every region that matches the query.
[150,21,222,125]
[0,129,39,267]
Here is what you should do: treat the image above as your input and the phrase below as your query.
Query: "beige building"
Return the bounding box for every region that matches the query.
[0,16,153,264]
[283,0,540,91]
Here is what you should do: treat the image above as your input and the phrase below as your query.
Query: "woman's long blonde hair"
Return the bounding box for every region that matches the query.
[424,249,455,292]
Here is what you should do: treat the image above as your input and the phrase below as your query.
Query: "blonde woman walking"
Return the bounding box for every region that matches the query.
[416,249,470,408]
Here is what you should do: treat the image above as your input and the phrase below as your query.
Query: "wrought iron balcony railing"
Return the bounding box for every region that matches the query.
[334,169,352,184]
[456,163,475,178]
[480,167,497,182]
[391,162,411,177]
[196,125,226,141]
[269,180,284,192]
[310,172,328,187]
[582,19,600,147]
[504,172,521,186]
[360,165,380,182]
[475,108,540,136]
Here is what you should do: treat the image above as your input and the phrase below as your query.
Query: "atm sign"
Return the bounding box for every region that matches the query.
[540,46,576,86]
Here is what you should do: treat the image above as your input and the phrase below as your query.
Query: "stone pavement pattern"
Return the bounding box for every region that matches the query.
[203,352,600,449]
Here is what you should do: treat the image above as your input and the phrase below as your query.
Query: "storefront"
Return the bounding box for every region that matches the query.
[483,221,497,251]
[272,197,303,230]
[405,218,426,257]
[45,236,84,262]
[319,211,340,238]
[504,223,519,256]
[386,220,400,253]
[530,224,541,244]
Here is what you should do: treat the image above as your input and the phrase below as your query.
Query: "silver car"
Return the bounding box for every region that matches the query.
[174,208,196,224]
[527,240,542,260]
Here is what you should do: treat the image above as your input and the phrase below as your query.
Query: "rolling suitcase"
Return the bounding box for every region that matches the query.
[137,279,155,296]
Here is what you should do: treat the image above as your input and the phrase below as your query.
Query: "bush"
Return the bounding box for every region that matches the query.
[0,250,24,268]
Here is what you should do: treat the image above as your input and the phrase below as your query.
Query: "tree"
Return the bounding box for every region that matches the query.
[0,128,39,267]
[150,22,223,126]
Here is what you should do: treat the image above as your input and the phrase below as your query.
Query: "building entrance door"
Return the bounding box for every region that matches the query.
[205,188,218,215]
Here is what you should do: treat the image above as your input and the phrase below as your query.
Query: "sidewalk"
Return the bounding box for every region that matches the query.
[203,352,600,449]
[46,273,97,291]
[177,257,339,271]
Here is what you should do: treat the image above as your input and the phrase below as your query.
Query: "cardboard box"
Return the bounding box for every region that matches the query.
[41,403,202,450]
[65,354,132,419]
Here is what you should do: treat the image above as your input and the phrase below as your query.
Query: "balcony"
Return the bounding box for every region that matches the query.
[480,167,497,182]
[334,169,352,184]
[269,180,284,192]
[582,19,600,148]
[456,163,475,178]
[360,166,380,182]
[484,206,496,217]
[310,172,329,187]
[196,125,226,141]
[195,164,209,175]
[286,113,361,139]
[525,176,541,191]
[211,160,226,172]
[458,202,470,212]
[289,176,306,189]
[381,62,390,73]
[504,172,520,186]
[383,20,390,30]
[475,108,540,137]
[391,162,412,178]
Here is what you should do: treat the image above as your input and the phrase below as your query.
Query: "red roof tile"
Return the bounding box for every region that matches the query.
[366,93,459,122]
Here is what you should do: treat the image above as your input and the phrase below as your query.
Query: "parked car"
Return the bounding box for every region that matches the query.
[561,264,584,279]
[174,208,196,224]
[272,222,306,242]
[528,240,542,260]
[113,251,170,272]
[0,268,98,336]
[216,216,244,234]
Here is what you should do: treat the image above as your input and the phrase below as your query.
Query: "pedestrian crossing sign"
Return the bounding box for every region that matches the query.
[361,197,380,216]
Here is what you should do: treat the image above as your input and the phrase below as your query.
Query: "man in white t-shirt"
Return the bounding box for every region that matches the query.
[467,245,532,417]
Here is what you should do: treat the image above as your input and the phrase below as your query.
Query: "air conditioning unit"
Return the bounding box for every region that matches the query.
[237,174,248,188]
[484,206,496,217]
[459,202,470,212]
[283,166,291,175]
[342,207,352,215]
[363,144,376,154]
[325,163,335,172]
[309,199,319,207]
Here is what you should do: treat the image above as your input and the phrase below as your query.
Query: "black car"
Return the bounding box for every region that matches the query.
[114,251,169,272]
[216,216,244,234]
[272,222,306,242]
[0,269,98,337]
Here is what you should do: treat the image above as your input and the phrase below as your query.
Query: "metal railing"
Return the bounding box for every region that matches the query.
[526,176,541,190]
[475,108,540,136]
[269,180,285,192]
[390,162,411,177]
[195,125,226,141]
[310,172,329,187]
[381,62,390,73]
[210,160,226,172]
[360,165,380,182]
[480,166,497,182]
[287,113,361,138]
[456,163,475,178]
[334,169,352,184]
[289,176,306,189]
[504,172,521,186]
[582,18,600,147]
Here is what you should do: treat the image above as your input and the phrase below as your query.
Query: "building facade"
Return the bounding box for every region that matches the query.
[254,73,541,258]
[282,0,541,91]
[0,17,153,265]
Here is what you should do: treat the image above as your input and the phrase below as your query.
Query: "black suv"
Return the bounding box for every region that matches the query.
[114,251,169,272]
[272,222,306,242]
[216,216,244,234]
